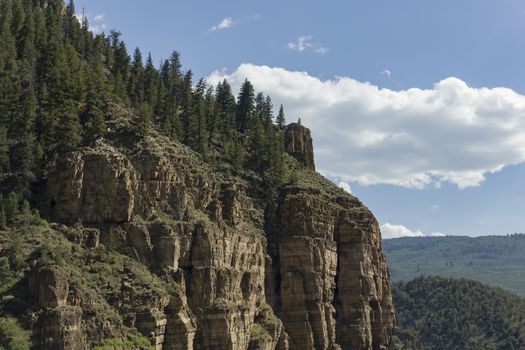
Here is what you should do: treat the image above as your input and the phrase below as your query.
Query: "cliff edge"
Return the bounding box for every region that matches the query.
[1,108,394,350]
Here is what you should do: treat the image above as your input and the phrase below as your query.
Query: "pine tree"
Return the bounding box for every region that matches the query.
[168,51,182,99]
[192,79,208,156]
[248,117,265,170]
[129,47,144,105]
[180,70,194,145]
[276,104,286,127]
[4,191,18,225]
[11,0,26,35]
[0,193,6,229]
[55,101,81,153]
[255,92,266,121]
[264,95,274,124]
[110,31,130,99]
[64,0,80,47]
[78,9,92,58]
[236,79,255,133]
[84,55,107,140]
[143,53,158,107]
[10,85,37,196]
[17,1,36,64]
[226,139,245,171]
[215,79,236,141]
[0,127,8,173]
[0,0,19,130]
[204,86,216,143]
[135,103,153,137]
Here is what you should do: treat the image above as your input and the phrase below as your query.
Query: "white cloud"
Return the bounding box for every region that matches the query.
[338,181,352,193]
[90,24,107,34]
[208,64,525,189]
[287,36,313,52]
[380,223,446,239]
[93,14,105,22]
[211,17,234,31]
[430,204,440,212]
[288,36,328,54]
[75,13,107,34]
[382,69,392,79]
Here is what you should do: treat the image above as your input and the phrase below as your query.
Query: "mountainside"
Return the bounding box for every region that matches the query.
[383,235,525,297]
[0,1,395,349]
[390,276,525,350]
[1,109,395,350]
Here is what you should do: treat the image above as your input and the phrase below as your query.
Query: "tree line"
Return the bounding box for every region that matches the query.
[0,0,291,218]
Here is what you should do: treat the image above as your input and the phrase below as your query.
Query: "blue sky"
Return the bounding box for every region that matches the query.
[75,0,525,237]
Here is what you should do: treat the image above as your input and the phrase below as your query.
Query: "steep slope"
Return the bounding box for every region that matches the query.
[0,105,395,349]
[383,235,525,297]
[390,276,525,350]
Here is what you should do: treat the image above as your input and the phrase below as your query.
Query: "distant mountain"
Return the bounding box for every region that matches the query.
[383,235,525,297]
[390,276,525,350]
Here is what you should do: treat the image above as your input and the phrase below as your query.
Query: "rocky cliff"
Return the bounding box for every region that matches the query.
[1,111,394,349]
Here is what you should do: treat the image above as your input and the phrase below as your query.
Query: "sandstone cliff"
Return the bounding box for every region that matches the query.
[1,110,394,349]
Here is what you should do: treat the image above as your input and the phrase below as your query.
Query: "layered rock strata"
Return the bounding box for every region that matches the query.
[32,124,394,349]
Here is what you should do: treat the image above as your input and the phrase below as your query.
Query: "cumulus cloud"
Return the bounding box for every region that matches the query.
[338,181,352,193]
[288,36,328,54]
[211,17,234,31]
[382,69,392,79]
[208,64,525,189]
[380,223,446,239]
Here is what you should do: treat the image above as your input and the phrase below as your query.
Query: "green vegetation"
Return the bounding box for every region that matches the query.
[390,276,525,350]
[0,0,291,205]
[383,235,525,297]
[93,337,154,350]
[0,317,30,350]
[249,323,272,342]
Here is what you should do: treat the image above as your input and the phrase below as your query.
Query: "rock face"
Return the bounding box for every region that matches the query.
[265,189,394,350]
[284,123,315,170]
[29,266,87,350]
[35,124,394,349]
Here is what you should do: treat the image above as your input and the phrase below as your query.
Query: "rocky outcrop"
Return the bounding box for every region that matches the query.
[265,187,394,350]
[284,123,315,170]
[28,266,69,308]
[36,124,394,349]
[28,266,87,350]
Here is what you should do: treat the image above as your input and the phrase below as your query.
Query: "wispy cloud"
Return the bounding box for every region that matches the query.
[93,14,105,22]
[430,204,440,212]
[288,35,329,54]
[382,69,392,79]
[246,14,262,20]
[211,17,234,31]
[75,12,107,34]
[287,35,312,52]
[381,223,446,239]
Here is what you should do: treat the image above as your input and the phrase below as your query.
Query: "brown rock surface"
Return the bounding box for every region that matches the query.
[28,265,70,308]
[284,123,315,170]
[265,185,395,350]
[35,124,394,349]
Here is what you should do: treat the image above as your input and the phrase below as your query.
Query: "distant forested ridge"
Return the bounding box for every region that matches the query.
[383,235,525,297]
[390,276,525,350]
